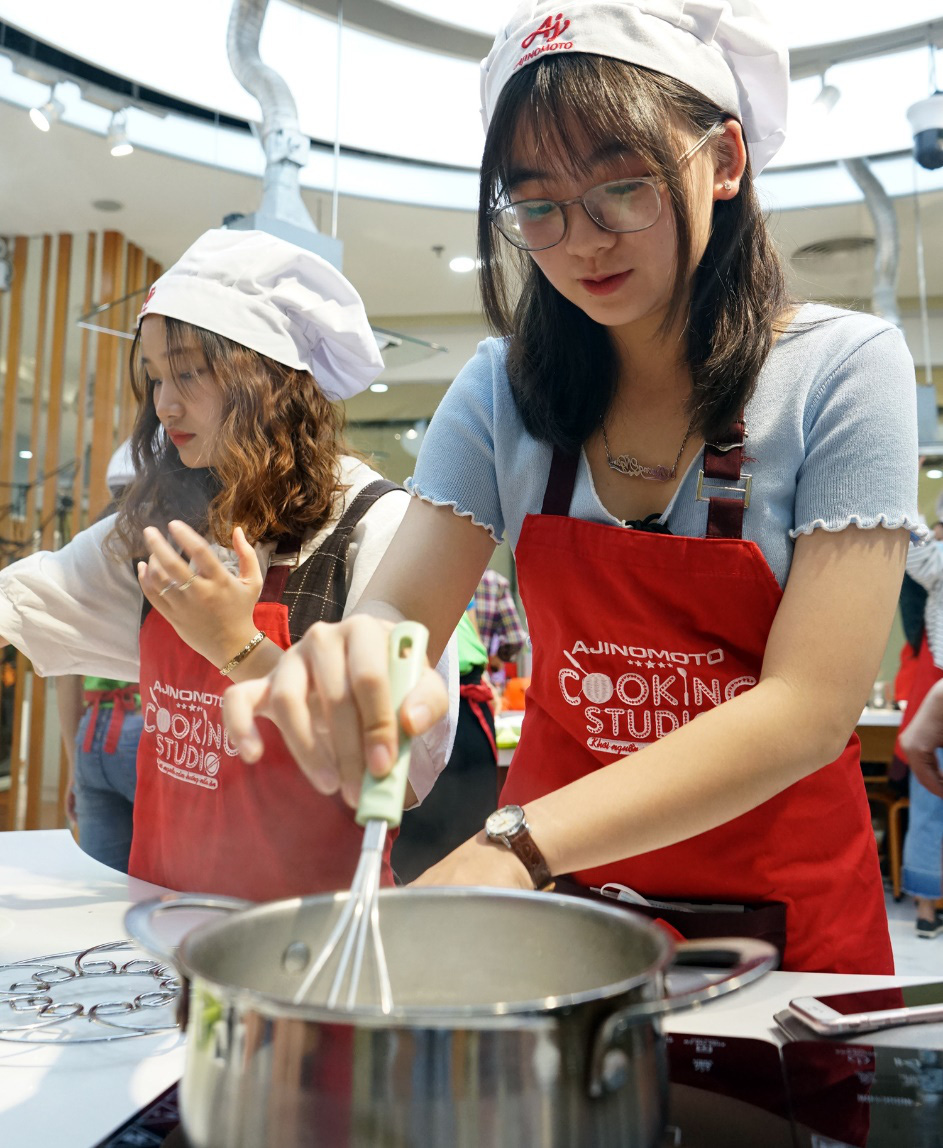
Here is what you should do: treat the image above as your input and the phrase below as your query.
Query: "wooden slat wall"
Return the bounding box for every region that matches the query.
[88,231,124,522]
[0,238,27,544]
[70,233,97,541]
[21,234,53,831]
[0,230,162,832]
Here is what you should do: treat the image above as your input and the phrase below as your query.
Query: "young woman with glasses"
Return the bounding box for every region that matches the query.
[226,1,919,972]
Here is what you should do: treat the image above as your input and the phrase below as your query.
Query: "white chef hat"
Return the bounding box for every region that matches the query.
[481,1,789,174]
[138,229,384,400]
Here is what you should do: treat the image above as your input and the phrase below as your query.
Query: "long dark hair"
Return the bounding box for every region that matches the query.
[478,54,791,451]
[107,316,349,558]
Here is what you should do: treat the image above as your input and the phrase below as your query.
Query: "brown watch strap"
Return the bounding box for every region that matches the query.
[506,823,555,891]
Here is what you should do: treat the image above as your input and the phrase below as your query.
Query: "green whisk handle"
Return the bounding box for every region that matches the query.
[356,620,429,828]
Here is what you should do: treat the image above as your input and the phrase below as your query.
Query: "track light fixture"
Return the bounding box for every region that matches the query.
[29,86,64,132]
[811,75,841,118]
[107,109,134,157]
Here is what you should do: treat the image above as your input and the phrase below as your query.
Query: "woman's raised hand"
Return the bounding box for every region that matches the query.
[138,520,263,670]
[222,615,449,806]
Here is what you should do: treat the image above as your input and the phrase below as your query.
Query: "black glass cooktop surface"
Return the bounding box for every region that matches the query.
[93,1034,943,1148]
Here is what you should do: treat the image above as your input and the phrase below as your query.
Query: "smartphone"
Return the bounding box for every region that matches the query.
[788,981,943,1036]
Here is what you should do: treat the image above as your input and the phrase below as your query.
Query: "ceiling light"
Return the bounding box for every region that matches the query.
[405,428,418,440]
[29,88,63,132]
[927,469,943,479]
[449,256,477,273]
[810,80,841,119]
[369,382,389,393]
[107,110,134,157]
[18,450,32,459]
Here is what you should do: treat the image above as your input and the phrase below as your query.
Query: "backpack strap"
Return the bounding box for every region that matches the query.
[280,479,401,644]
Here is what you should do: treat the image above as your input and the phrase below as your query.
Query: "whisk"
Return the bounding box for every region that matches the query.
[292,620,428,1014]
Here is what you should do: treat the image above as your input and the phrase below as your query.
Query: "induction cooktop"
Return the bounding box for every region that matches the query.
[93,1033,943,1148]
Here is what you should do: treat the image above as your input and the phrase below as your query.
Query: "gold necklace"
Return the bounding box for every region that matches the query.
[602,417,694,482]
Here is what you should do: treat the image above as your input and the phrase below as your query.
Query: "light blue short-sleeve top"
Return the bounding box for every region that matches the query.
[407,304,920,588]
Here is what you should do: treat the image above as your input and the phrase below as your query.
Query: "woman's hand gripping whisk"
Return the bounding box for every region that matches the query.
[292,621,428,1013]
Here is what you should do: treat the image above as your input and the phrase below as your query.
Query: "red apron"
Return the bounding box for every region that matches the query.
[501,433,893,974]
[82,685,140,753]
[894,635,943,761]
[129,592,392,901]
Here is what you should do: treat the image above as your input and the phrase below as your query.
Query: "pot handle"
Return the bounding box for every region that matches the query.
[587,936,777,1098]
[125,892,251,965]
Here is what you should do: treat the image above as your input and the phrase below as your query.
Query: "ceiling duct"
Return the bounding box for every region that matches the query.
[225,0,342,266]
[839,158,901,328]
[77,0,447,371]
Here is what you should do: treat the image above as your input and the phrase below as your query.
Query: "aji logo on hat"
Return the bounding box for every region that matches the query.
[481,0,789,174]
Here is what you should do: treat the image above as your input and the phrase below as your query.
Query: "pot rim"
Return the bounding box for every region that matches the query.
[175,886,675,1024]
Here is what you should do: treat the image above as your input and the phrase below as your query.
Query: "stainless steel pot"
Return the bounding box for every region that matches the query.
[126,888,776,1148]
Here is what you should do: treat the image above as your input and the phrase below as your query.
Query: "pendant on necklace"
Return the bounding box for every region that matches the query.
[602,419,694,483]
[642,465,672,482]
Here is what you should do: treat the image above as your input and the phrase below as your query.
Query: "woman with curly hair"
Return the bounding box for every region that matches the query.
[0,228,454,899]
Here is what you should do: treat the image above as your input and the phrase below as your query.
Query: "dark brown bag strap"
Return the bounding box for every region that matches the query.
[280,479,401,643]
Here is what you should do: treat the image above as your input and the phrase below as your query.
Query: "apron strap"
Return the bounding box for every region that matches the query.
[258,534,303,604]
[542,421,751,540]
[459,679,498,760]
[81,687,140,754]
[698,417,751,540]
[541,448,580,517]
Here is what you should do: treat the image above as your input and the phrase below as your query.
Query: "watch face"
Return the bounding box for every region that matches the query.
[487,805,525,838]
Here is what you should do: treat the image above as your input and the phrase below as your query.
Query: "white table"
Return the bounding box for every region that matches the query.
[0,831,185,1148]
[0,830,938,1147]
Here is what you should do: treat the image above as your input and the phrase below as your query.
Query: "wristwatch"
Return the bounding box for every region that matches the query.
[485,804,555,891]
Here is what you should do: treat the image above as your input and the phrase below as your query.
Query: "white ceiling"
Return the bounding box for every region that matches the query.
[5,92,943,308]
[370,0,943,43]
[4,59,943,421]
[4,1,943,175]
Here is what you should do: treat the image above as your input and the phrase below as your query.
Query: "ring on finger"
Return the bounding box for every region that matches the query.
[178,573,198,591]
[158,580,179,598]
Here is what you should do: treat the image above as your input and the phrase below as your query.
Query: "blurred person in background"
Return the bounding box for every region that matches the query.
[896,522,943,939]
[56,441,143,871]
[474,567,528,675]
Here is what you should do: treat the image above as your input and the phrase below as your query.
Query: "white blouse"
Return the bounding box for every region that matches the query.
[0,457,457,803]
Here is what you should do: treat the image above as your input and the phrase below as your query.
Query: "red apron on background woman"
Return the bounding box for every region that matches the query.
[501,427,893,974]
[129,482,398,901]
[894,635,943,761]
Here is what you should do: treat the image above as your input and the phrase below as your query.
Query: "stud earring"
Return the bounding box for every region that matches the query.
[722,180,733,191]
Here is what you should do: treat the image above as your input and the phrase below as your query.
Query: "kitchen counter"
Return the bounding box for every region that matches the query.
[0,831,185,1148]
[0,830,938,1147]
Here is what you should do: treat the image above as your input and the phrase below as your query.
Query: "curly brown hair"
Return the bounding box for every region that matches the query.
[108,316,350,558]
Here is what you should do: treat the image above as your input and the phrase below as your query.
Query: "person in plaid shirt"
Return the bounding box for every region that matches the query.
[474,568,528,672]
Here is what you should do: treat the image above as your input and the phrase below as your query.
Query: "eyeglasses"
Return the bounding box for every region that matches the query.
[490,123,726,252]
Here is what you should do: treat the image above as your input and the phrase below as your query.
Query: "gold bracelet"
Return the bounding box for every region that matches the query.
[219,630,266,677]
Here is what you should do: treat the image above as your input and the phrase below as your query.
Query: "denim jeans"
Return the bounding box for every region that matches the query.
[74,706,143,873]
[902,748,943,900]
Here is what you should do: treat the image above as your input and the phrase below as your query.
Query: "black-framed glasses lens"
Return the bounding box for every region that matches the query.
[492,179,662,251]
[583,180,661,233]
[492,202,564,251]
